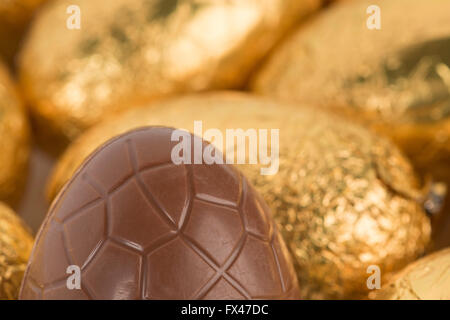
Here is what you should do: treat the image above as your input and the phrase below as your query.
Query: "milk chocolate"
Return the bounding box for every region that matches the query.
[19,126,300,300]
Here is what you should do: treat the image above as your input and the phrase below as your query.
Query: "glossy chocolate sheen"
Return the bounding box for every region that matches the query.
[19,126,300,300]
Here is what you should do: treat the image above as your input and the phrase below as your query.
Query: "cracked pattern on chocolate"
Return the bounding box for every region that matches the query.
[20,127,299,300]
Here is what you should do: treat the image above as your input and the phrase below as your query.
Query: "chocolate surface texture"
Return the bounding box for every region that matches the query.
[19,126,300,300]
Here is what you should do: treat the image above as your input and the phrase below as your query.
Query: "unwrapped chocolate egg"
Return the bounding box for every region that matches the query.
[372,248,450,300]
[48,92,431,299]
[0,0,48,64]
[19,0,321,152]
[20,126,300,299]
[0,202,34,300]
[252,0,450,185]
[0,62,30,206]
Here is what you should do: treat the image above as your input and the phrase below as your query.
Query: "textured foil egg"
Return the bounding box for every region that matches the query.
[0,0,48,64]
[48,92,431,299]
[19,0,321,153]
[252,0,450,186]
[0,202,34,300]
[372,248,450,300]
[0,62,30,206]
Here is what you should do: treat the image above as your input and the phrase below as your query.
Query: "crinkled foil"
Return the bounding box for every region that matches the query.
[19,0,321,153]
[0,202,34,300]
[372,248,450,300]
[0,0,48,65]
[48,92,431,299]
[0,62,30,206]
[252,0,450,185]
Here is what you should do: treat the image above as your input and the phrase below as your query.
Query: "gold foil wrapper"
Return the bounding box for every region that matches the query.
[252,0,450,184]
[0,0,48,65]
[19,0,321,153]
[48,92,431,299]
[0,62,30,206]
[372,248,450,300]
[0,202,34,300]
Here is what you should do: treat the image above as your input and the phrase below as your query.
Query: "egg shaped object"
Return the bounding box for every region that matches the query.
[19,0,321,152]
[252,0,450,187]
[20,126,300,300]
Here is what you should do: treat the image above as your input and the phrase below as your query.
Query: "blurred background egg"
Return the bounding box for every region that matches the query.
[0,61,30,207]
[19,0,322,153]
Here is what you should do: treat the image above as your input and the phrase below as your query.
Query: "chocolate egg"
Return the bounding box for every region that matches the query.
[252,0,450,189]
[0,202,34,300]
[0,61,30,206]
[0,0,48,64]
[19,0,321,153]
[20,126,300,299]
[372,248,450,300]
[47,92,431,299]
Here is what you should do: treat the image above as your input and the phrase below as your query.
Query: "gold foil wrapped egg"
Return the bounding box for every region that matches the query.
[0,202,34,300]
[252,0,450,185]
[19,0,321,153]
[0,0,48,65]
[0,62,30,206]
[372,248,450,300]
[48,92,431,299]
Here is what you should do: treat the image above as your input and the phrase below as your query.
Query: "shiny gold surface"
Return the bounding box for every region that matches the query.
[48,92,431,299]
[0,62,30,206]
[252,0,450,184]
[0,0,48,64]
[19,0,321,153]
[372,248,450,300]
[0,202,34,300]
